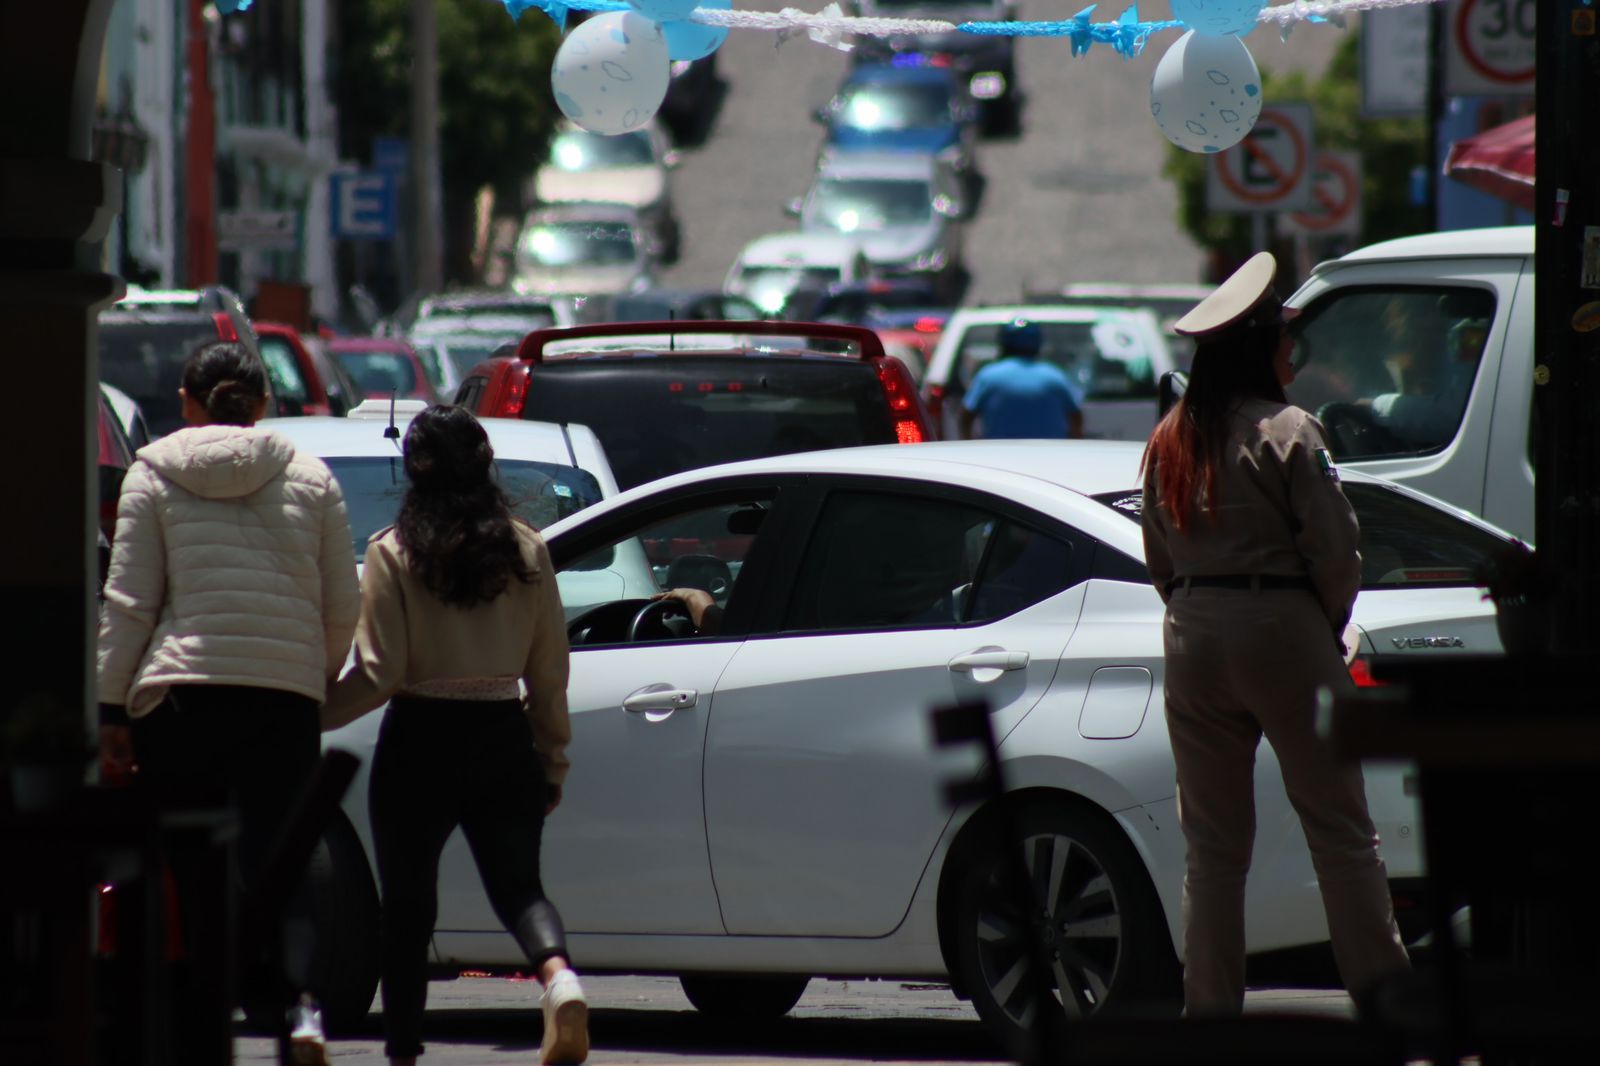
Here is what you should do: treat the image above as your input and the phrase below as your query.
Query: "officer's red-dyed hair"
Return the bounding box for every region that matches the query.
[1141,315,1287,531]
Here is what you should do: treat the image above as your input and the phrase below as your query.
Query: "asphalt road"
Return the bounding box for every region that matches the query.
[236,976,1355,1064]
[658,9,1342,303]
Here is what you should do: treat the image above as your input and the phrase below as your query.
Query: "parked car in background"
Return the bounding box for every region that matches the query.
[95,388,135,570]
[535,120,683,262]
[791,150,968,302]
[812,280,951,383]
[457,320,934,489]
[724,231,875,317]
[100,382,152,452]
[1025,282,1216,369]
[96,285,260,437]
[406,291,571,396]
[576,288,765,325]
[254,321,347,417]
[852,0,1022,133]
[924,305,1173,441]
[328,337,440,404]
[309,438,1504,1053]
[815,63,979,181]
[512,202,657,299]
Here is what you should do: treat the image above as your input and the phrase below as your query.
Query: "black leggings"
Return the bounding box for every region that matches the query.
[370,695,569,1059]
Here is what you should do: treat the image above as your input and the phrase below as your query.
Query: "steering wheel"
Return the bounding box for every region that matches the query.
[1314,402,1406,457]
[627,597,695,642]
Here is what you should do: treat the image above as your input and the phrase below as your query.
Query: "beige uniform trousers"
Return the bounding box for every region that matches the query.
[1163,584,1409,1015]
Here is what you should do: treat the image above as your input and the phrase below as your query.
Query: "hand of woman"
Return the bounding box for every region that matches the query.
[652,587,717,630]
[545,782,563,815]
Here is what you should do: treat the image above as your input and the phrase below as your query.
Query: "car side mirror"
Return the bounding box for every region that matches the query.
[784,197,804,218]
[1158,370,1189,418]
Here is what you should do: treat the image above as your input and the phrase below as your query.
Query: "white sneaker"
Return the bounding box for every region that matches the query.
[287,994,330,1066]
[539,969,589,1065]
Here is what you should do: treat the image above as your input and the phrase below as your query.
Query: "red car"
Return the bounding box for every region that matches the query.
[454,320,934,491]
[328,337,441,404]
[254,321,342,417]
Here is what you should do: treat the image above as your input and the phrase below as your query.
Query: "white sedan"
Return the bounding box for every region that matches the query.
[312,439,1506,1050]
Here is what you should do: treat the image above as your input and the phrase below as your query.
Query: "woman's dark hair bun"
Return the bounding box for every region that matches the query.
[182,341,269,426]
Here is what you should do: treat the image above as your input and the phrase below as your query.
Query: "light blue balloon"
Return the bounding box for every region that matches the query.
[663,0,729,60]
[628,0,700,22]
[1170,0,1263,36]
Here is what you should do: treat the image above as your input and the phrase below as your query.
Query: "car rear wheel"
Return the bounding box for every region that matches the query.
[680,975,810,1018]
[954,800,1178,1055]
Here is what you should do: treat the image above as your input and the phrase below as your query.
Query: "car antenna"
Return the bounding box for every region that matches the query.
[669,308,676,352]
[384,389,400,445]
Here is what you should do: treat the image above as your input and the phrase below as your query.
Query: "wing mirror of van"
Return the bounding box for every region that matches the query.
[1157,370,1189,418]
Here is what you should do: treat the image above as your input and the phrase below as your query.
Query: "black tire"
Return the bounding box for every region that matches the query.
[680,974,810,1018]
[954,800,1178,1056]
[303,813,382,1034]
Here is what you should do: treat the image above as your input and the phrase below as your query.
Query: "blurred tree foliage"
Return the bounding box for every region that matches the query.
[1163,31,1429,275]
[337,0,562,282]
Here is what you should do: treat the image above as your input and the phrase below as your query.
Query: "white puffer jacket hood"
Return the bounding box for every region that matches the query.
[97,425,363,716]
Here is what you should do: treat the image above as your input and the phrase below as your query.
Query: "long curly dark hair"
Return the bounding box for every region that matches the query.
[1142,304,1288,531]
[395,405,532,607]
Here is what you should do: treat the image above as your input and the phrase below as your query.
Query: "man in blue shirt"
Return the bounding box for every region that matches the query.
[958,318,1085,439]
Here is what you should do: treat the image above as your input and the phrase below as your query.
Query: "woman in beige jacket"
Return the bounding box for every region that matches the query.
[322,404,586,1066]
[97,340,362,1065]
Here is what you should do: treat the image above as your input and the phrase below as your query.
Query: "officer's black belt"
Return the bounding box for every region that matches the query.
[1167,574,1316,595]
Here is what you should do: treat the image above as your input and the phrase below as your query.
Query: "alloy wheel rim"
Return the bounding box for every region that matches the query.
[971,830,1124,1026]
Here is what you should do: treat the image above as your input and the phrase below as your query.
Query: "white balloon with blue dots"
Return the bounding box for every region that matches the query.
[1149,30,1262,154]
[551,11,671,136]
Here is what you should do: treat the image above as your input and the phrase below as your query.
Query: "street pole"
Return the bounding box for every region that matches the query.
[410,0,443,297]
[1534,0,1600,652]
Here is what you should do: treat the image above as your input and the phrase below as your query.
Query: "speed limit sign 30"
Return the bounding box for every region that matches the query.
[1445,0,1535,96]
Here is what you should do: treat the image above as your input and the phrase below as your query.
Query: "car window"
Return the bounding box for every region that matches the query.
[335,349,419,396]
[549,128,655,170]
[558,497,773,641]
[258,335,313,408]
[97,317,222,437]
[837,83,951,130]
[807,178,933,232]
[519,222,638,266]
[323,457,605,557]
[782,491,1079,632]
[953,318,1160,400]
[1286,285,1496,460]
[521,358,895,490]
[1090,484,1509,590]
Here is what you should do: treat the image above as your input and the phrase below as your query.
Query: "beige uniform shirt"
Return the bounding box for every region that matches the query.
[322,522,573,785]
[1142,398,1361,633]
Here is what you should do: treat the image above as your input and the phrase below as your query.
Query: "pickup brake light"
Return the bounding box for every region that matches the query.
[875,357,927,444]
[212,312,238,342]
[492,365,530,418]
[1348,657,1387,688]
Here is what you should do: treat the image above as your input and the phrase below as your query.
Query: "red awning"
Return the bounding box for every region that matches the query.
[1443,114,1535,212]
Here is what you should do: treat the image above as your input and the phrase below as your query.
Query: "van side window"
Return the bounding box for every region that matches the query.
[1286,286,1496,460]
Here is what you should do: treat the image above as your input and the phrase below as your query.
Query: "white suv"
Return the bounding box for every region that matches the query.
[1284,226,1534,541]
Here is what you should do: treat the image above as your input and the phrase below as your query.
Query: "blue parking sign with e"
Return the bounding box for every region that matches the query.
[332,172,396,239]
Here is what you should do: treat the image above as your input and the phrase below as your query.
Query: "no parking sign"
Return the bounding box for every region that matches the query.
[1280,151,1363,238]
[1205,103,1315,214]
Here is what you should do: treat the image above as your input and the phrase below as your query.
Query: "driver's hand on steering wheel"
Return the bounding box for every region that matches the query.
[653,587,721,633]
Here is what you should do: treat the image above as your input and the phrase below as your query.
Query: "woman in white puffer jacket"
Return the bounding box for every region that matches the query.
[96,340,361,1066]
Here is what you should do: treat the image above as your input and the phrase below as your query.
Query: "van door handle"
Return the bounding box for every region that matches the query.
[948,647,1030,674]
[622,683,698,715]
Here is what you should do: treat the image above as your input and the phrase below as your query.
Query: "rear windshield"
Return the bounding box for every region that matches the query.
[956,319,1160,401]
[98,317,219,437]
[1090,482,1509,590]
[324,457,605,556]
[257,334,316,410]
[334,350,420,396]
[520,357,895,489]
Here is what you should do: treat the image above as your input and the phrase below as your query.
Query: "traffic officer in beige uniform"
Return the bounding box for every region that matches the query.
[1140,253,1409,1015]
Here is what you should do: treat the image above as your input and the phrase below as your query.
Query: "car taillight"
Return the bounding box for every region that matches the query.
[1348,657,1388,688]
[212,312,238,341]
[493,368,530,418]
[876,358,929,444]
[913,316,943,333]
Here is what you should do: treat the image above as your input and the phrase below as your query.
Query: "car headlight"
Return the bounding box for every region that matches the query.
[969,72,1006,100]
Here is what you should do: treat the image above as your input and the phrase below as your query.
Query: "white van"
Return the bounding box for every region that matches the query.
[1283,226,1535,541]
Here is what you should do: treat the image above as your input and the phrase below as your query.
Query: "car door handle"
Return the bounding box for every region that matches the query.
[622,683,698,714]
[948,647,1030,674]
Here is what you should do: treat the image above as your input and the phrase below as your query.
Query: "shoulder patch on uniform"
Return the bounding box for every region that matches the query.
[1315,448,1340,481]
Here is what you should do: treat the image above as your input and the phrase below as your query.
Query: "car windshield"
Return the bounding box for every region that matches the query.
[521,357,895,490]
[957,318,1160,400]
[1090,482,1509,590]
[807,178,932,232]
[738,266,843,314]
[433,338,513,382]
[97,317,222,437]
[256,334,316,411]
[324,456,605,556]
[519,222,637,267]
[333,350,419,396]
[549,129,655,170]
[837,84,951,130]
